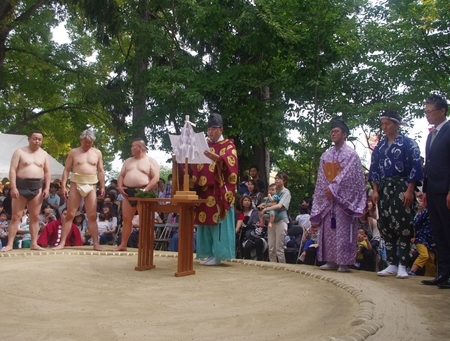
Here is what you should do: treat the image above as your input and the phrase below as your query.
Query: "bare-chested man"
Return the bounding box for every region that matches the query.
[113,138,160,251]
[54,129,105,251]
[1,130,51,252]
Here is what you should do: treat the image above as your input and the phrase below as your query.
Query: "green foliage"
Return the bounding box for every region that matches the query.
[158,165,172,182]
[2,0,450,198]
[134,188,157,198]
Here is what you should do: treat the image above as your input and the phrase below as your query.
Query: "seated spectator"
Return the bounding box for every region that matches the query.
[355,201,380,271]
[46,183,61,217]
[2,186,12,216]
[73,211,89,245]
[236,195,267,261]
[97,213,114,245]
[294,204,311,229]
[298,227,316,263]
[15,208,30,248]
[0,211,9,248]
[354,228,375,271]
[409,199,436,276]
[56,184,66,212]
[97,203,118,245]
[257,183,279,228]
[103,195,119,218]
[38,203,56,232]
[116,213,162,248]
[37,208,83,247]
[167,227,197,253]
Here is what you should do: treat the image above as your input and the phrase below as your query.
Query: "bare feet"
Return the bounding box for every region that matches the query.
[1,246,13,252]
[267,222,273,228]
[113,245,128,252]
[52,244,66,251]
[93,244,105,251]
[30,245,46,251]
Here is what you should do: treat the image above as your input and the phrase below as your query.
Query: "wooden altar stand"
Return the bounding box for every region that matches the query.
[130,197,205,277]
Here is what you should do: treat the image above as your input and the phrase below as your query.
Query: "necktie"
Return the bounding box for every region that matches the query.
[430,129,438,147]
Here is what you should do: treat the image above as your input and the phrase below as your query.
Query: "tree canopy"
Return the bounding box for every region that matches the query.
[1,0,448,208]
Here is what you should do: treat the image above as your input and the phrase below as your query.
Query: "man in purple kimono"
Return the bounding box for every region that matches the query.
[310,118,367,272]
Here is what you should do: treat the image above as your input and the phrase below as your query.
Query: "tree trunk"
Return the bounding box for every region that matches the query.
[131,0,150,140]
[252,85,271,193]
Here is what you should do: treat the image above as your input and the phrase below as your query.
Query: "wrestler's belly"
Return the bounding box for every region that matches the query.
[16,166,44,180]
[123,172,150,188]
[72,164,98,175]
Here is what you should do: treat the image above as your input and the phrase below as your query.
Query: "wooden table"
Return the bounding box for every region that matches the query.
[130,197,205,277]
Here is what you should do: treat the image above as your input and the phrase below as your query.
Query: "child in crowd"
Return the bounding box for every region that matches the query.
[298,224,320,263]
[295,205,311,229]
[355,228,372,269]
[0,211,9,248]
[409,199,436,276]
[257,183,279,228]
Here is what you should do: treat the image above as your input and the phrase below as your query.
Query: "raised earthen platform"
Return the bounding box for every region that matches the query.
[1,247,449,341]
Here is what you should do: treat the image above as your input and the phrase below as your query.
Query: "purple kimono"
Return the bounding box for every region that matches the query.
[310,144,367,266]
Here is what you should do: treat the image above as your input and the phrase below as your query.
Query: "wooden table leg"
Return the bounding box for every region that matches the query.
[175,203,195,277]
[135,202,156,271]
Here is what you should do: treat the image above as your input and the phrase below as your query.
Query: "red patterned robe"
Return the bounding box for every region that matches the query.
[190,138,238,224]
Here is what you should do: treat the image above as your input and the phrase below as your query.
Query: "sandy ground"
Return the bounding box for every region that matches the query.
[1,247,450,341]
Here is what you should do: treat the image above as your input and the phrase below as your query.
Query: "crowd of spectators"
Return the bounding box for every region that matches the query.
[0,160,439,279]
[0,174,173,249]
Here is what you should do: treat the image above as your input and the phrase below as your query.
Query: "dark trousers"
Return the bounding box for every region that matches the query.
[427,192,450,278]
[243,238,265,261]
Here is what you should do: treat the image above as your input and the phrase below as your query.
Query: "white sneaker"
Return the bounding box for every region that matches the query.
[200,256,214,265]
[319,262,338,270]
[397,265,408,279]
[377,264,398,276]
[203,257,221,266]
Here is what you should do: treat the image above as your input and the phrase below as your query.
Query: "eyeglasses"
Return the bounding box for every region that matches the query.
[424,109,441,115]
[330,129,342,135]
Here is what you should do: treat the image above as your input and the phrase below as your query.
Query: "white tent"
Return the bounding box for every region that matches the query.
[0,133,65,181]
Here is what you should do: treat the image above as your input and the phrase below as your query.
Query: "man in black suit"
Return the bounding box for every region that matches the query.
[422,94,450,288]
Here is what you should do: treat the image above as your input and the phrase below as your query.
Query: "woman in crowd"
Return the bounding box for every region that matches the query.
[38,203,56,231]
[260,172,291,263]
[98,203,118,245]
[73,211,89,245]
[2,186,12,216]
[356,200,382,271]
[235,195,267,261]
[245,180,263,209]
[103,193,119,217]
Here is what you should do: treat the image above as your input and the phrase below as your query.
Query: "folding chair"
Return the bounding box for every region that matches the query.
[284,224,304,264]
[154,214,179,251]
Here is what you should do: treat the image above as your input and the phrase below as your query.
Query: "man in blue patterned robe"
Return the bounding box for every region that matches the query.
[369,110,423,278]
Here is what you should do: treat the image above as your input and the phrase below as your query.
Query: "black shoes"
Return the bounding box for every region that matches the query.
[421,275,449,286]
[438,282,450,289]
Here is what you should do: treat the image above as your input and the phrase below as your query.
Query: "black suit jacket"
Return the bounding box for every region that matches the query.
[424,121,450,194]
